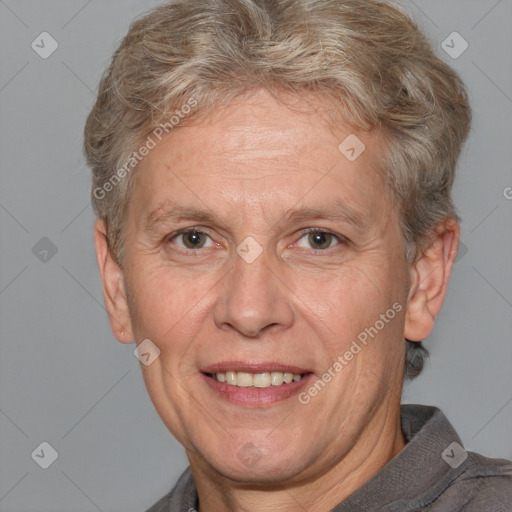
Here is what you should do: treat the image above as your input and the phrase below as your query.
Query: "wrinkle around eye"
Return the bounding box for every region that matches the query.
[159,226,353,261]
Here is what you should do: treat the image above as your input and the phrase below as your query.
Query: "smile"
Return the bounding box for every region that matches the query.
[206,371,306,388]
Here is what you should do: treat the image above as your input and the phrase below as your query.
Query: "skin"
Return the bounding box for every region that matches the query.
[95,89,459,512]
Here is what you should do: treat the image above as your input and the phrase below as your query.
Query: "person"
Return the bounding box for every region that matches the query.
[83,0,512,510]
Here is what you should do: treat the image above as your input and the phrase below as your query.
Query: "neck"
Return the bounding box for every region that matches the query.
[188,401,405,512]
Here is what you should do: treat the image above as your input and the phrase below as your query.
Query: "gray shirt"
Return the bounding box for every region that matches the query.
[146,404,512,511]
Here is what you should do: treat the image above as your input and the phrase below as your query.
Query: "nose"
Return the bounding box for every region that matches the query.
[213,247,295,338]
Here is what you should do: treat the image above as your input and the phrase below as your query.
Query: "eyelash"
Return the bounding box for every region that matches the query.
[167,227,346,254]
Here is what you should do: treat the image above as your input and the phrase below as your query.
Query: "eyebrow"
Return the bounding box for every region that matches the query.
[144,198,368,233]
[279,201,368,231]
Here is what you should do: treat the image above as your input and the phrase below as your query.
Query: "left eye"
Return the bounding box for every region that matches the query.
[172,230,215,249]
[296,230,341,250]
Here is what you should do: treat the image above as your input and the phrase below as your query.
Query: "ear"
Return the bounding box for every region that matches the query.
[404,219,459,342]
[94,219,134,343]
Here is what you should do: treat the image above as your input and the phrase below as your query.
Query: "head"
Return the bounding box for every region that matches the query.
[85,0,470,488]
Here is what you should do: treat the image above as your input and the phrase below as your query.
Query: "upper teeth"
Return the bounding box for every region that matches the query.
[212,371,303,388]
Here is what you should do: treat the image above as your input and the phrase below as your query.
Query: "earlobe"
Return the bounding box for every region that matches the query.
[404,219,460,342]
[94,219,134,344]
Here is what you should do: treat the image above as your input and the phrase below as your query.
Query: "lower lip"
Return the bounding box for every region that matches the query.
[201,373,314,407]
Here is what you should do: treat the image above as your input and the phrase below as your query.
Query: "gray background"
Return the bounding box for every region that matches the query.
[0,0,511,511]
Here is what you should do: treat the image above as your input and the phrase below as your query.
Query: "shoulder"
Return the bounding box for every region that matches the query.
[429,452,512,511]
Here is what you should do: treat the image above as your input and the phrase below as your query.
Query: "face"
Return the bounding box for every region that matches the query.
[101,89,418,485]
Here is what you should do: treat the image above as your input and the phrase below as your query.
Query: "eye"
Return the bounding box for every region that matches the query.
[296,229,342,250]
[170,229,215,250]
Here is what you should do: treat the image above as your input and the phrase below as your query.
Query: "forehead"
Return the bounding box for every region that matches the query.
[130,89,392,228]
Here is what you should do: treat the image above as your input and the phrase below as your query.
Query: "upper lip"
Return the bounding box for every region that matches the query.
[201,361,311,374]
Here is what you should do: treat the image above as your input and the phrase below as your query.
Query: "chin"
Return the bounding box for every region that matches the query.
[198,439,313,485]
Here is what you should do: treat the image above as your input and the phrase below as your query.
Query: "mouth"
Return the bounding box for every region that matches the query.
[204,370,307,388]
[200,363,314,406]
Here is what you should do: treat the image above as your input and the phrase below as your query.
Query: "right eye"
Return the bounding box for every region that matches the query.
[169,229,215,251]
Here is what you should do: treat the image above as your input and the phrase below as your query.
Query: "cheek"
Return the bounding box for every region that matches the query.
[305,260,407,354]
[313,259,401,313]
[125,263,211,342]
